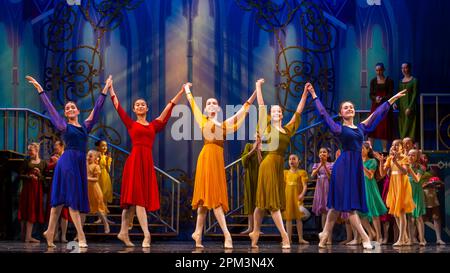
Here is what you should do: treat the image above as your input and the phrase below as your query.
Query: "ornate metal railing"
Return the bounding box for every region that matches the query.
[0,108,181,235]
[420,94,450,152]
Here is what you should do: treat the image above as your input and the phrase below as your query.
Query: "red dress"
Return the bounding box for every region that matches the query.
[113,96,174,212]
[18,160,46,224]
[368,77,394,141]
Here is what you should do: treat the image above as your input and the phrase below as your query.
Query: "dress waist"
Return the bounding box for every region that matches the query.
[286,182,298,186]
[391,171,404,175]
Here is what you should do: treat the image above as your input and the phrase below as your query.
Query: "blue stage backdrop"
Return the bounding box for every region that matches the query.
[0,0,449,238]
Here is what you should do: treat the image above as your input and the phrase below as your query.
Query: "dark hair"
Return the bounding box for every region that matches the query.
[318,147,332,162]
[289,154,299,160]
[375,63,385,70]
[362,142,374,158]
[402,62,412,70]
[338,101,354,115]
[55,140,65,148]
[133,98,148,109]
[95,139,107,147]
[64,101,78,109]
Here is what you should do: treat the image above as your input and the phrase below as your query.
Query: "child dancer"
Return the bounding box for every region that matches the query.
[407,149,426,246]
[311,148,333,236]
[26,75,110,248]
[361,142,387,243]
[283,154,309,244]
[185,82,256,249]
[18,142,46,243]
[81,150,110,234]
[94,140,114,225]
[383,139,415,246]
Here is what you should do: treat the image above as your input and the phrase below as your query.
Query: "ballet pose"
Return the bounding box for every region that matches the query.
[110,79,184,248]
[249,79,308,249]
[308,84,407,249]
[26,75,110,248]
[185,82,256,249]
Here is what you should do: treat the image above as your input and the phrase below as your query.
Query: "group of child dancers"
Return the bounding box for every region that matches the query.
[18,73,444,250]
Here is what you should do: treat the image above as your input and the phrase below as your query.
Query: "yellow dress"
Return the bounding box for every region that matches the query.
[187,93,250,212]
[256,105,301,211]
[283,169,308,220]
[385,156,415,217]
[87,163,107,214]
[98,154,113,206]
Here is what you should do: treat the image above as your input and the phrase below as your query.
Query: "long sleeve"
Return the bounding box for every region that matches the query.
[223,103,251,133]
[285,112,301,137]
[111,95,134,129]
[313,98,342,135]
[38,92,66,132]
[241,143,252,168]
[151,102,175,133]
[359,101,391,134]
[407,78,418,112]
[84,93,107,133]
[187,93,208,129]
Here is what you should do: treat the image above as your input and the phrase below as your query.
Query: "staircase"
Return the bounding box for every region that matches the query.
[0,108,181,240]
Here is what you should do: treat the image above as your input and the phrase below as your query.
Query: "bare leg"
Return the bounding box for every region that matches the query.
[97,212,110,234]
[25,222,39,243]
[240,215,254,234]
[271,210,290,248]
[296,219,308,244]
[382,221,390,244]
[60,218,68,243]
[43,205,63,247]
[128,206,136,230]
[433,217,445,244]
[117,208,134,247]
[321,213,327,229]
[213,206,233,248]
[249,207,265,248]
[340,220,353,245]
[286,220,292,243]
[372,217,382,243]
[393,216,401,246]
[68,208,87,248]
[348,211,373,249]
[192,206,207,248]
[416,216,426,246]
[135,205,150,247]
[361,218,375,240]
[319,209,339,248]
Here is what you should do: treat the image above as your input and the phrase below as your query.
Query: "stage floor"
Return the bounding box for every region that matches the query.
[0,241,449,253]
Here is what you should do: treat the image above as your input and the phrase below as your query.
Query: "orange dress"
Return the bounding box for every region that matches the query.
[87,163,107,214]
[385,156,415,217]
[187,93,250,212]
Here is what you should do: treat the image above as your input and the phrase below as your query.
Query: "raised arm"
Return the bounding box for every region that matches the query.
[360,89,407,132]
[223,90,256,133]
[26,76,67,132]
[308,84,342,135]
[285,83,309,135]
[255,78,265,106]
[109,81,134,129]
[156,84,185,122]
[84,75,111,132]
[184,83,208,128]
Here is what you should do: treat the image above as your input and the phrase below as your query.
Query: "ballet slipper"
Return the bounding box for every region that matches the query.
[142,235,151,248]
[362,240,374,250]
[191,232,204,248]
[61,238,68,243]
[419,241,426,247]
[436,240,446,245]
[249,232,259,248]
[78,241,88,248]
[224,236,233,249]
[94,218,102,224]
[318,232,328,248]
[345,239,360,246]
[25,237,40,243]
[43,231,56,248]
[117,233,135,247]
[240,228,252,235]
[104,224,110,234]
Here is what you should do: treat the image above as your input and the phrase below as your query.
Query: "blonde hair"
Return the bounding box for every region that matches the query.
[87,150,101,162]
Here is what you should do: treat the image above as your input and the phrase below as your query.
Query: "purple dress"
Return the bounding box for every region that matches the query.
[313,98,391,212]
[312,162,333,215]
[39,92,106,213]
